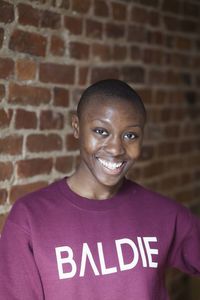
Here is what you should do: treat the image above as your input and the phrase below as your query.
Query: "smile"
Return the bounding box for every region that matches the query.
[97,158,124,171]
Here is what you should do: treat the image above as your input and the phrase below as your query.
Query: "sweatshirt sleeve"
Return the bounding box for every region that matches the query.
[168,207,200,276]
[0,212,44,299]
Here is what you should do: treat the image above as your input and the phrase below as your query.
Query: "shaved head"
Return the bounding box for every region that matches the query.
[77,79,146,123]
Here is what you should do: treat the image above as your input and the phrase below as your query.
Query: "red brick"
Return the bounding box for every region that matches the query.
[10,181,48,203]
[0,161,13,181]
[137,88,153,104]
[140,0,158,7]
[105,23,125,39]
[165,35,175,48]
[17,158,53,178]
[27,134,62,152]
[162,0,180,13]
[0,28,4,48]
[164,16,179,31]
[0,57,14,79]
[121,66,145,83]
[143,48,163,65]
[0,109,12,128]
[94,0,109,17]
[161,107,173,122]
[147,30,164,45]
[130,45,141,60]
[9,29,47,57]
[140,145,155,161]
[196,74,200,85]
[50,35,65,56]
[181,19,197,33]
[55,156,74,173]
[179,140,193,154]
[111,2,127,21]
[164,125,180,139]
[161,176,179,191]
[64,16,83,35]
[131,6,149,24]
[164,157,182,173]
[147,108,161,123]
[92,43,112,61]
[175,189,194,204]
[113,45,127,61]
[51,0,68,8]
[127,25,146,42]
[30,0,47,3]
[9,83,51,106]
[78,67,89,85]
[165,71,180,86]
[39,63,75,84]
[183,2,199,18]
[149,11,160,27]
[86,19,103,39]
[175,36,191,51]
[0,214,8,234]
[0,135,23,155]
[0,0,14,23]
[40,110,64,130]
[66,134,79,151]
[15,109,37,129]
[18,3,40,27]
[0,84,5,102]
[72,0,91,13]
[180,173,192,186]
[171,108,186,122]
[69,42,90,60]
[54,87,69,107]
[72,88,84,106]
[30,0,46,3]
[180,123,194,137]
[16,59,37,81]
[126,166,141,182]
[0,189,7,205]
[41,10,61,29]
[148,70,165,84]
[187,155,200,169]
[59,0,70,9]
[158,142,177,156]
[166,53,190,68]
[143,161,164,179]
[91,67,119,83]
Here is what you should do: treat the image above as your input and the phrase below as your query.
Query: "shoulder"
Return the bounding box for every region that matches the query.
[126,179,198,234]
[126,178,189,215]
[7,178,66,226]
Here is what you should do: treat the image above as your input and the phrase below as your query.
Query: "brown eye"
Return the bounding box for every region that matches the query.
[124,132,137,140]
[94,128,108,136]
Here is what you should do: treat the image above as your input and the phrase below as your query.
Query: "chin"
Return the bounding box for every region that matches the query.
[95,173,125,188]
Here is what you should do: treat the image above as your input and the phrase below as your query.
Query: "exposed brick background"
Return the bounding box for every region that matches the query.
[0,0,200,299]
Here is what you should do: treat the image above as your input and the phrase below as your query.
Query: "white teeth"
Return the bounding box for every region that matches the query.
[98,158,123,170]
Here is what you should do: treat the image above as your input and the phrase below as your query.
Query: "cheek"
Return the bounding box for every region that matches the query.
[127,142,143,160]
[80,133,99,153]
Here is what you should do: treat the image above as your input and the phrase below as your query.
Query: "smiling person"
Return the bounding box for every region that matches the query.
[0,79,200,299]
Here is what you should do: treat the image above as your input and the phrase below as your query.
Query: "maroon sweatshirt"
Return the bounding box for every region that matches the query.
[0,178,200,299]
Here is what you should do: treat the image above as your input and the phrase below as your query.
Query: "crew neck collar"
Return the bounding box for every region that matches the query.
[58,177,136,211]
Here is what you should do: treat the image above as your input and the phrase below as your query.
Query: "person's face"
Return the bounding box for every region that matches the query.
[72,98,145,188]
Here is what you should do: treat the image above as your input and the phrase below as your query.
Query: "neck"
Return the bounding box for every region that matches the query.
[67,169,123,200]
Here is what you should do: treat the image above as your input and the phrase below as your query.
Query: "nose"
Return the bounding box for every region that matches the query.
[105,136,125,156]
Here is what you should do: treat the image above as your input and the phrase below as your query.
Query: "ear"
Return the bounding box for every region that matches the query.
[71,114,80,139]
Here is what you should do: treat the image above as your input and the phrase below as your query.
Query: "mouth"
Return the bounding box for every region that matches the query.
[97,158,125,175]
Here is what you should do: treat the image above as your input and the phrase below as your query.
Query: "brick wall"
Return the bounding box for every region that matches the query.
[0,0,200,299]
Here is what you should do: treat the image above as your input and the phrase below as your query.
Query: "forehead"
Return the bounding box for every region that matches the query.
[81,96,145,125]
